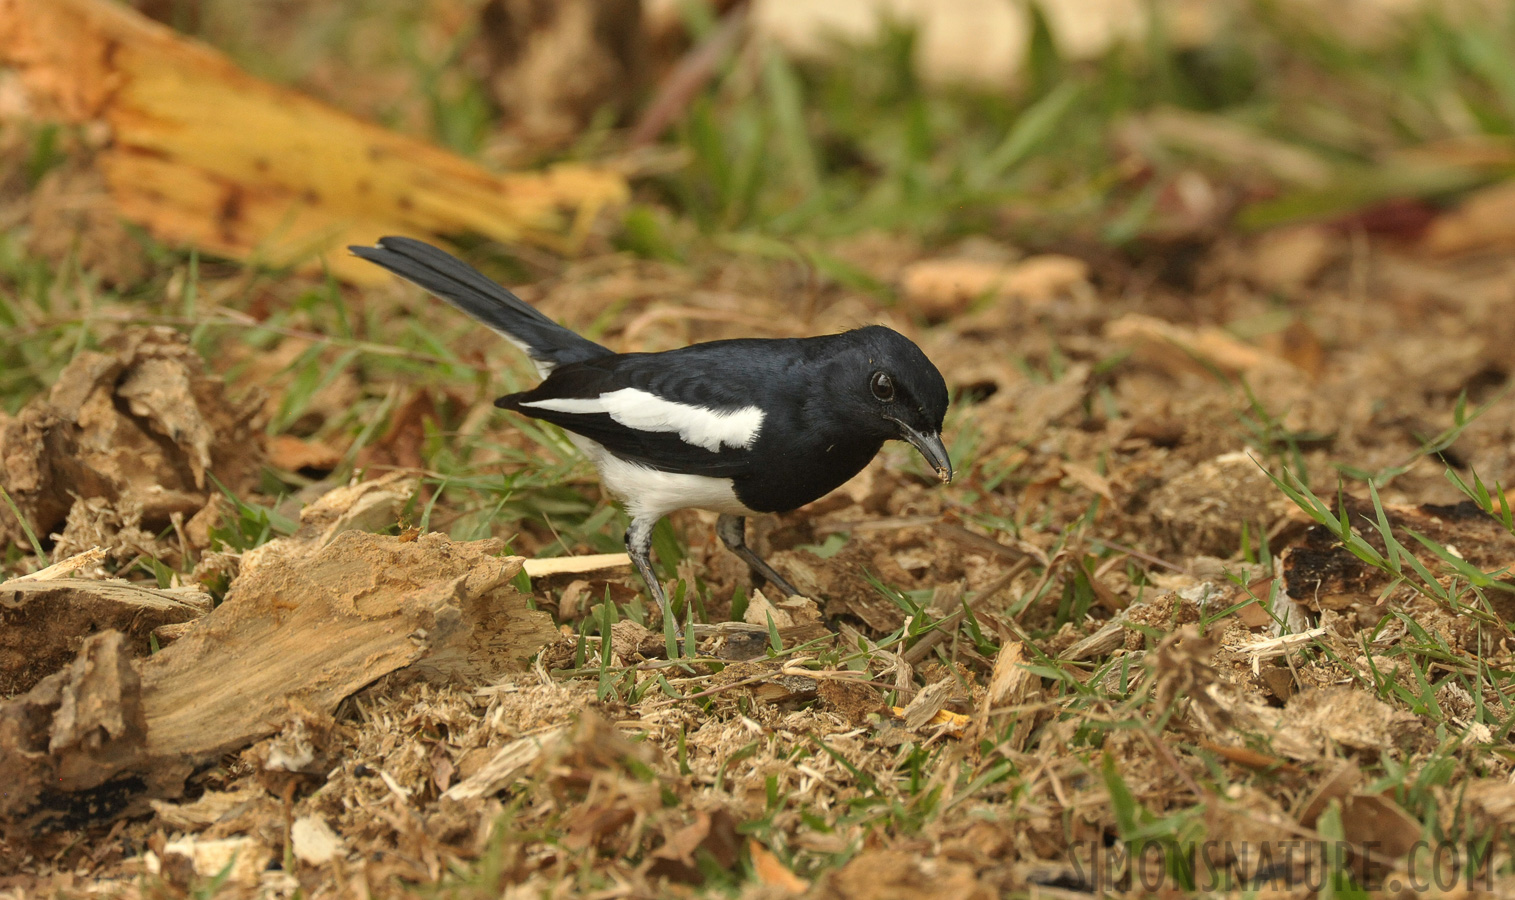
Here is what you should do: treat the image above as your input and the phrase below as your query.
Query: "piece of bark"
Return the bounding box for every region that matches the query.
[971,639,1037,748]
[0,530,555,833]
[1283,497,1515,617]
[273,472,418,553]
[149,785,264,832]
[750,674,820,704]
[0,0,628,280]
[0,630,169,832]
[0,327,264,552]
[141,530,551,760]
[0,577,208,696]
[157,836,273,887]
[187,471,417,592]
[149,620,199,647]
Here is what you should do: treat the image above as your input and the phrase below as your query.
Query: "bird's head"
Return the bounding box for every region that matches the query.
[835,326,953,483]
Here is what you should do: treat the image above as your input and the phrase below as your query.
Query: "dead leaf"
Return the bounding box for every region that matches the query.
[267,434,342,474]
[148,785,263,833]
[1341,793,1422,860]
[898,678,959,730]
[647,808,740,883]
[356,389,444,471]
[1059,461,1114,502]
[1107,313,1286,379]
[750,838,810,893]
[1246,225,1337,292]
[1259,319,1328,380]
[890,705,970,737]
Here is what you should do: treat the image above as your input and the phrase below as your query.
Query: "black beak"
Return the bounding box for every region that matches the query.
[889,418,953,484]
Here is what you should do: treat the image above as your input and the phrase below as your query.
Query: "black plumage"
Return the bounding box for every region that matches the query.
[351,236,953,629]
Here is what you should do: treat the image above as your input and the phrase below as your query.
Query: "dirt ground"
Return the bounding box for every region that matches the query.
[5,1,1515,898]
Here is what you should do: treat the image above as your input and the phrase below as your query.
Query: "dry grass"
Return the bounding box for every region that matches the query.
[5,1,1515,897]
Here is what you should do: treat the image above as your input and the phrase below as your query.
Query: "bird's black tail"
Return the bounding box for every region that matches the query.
[349,236,609,373]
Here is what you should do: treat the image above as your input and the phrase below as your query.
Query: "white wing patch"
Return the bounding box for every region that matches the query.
[521,388,764,452]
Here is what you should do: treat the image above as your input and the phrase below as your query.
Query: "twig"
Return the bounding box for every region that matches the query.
[1086,536,1186,573]
[935,522,1035,563]
[903,558,1033,665]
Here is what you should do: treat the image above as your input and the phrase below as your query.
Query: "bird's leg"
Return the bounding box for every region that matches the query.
[716,514,802,599]
[626,518,677,630]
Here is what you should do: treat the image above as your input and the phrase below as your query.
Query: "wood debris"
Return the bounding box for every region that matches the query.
[0,576,207,695]
[0,0,628,281]
[521,552,632,579]
[0,328,264,558]
[0,525,554,834]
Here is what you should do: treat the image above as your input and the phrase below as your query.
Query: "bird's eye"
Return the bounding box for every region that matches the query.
[870,371,895,402]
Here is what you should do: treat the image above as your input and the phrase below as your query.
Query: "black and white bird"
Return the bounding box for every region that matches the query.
[350,237,953,626]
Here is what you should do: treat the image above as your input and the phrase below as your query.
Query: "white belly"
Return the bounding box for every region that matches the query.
[568,435,760,521]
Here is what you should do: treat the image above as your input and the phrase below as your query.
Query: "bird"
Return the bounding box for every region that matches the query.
[350,236,953,631]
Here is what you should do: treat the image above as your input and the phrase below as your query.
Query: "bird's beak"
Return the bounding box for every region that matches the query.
[890,418,953,484]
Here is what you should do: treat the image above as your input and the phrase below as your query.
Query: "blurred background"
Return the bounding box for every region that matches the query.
[5,0,1515,589]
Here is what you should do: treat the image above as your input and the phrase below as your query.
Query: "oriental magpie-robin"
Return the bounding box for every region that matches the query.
[350,237,953,626]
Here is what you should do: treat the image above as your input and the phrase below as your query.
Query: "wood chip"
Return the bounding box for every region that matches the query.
[522,553,631,578]
[442,727,567,802]
[290,815,345,866]
[10,548,106,582]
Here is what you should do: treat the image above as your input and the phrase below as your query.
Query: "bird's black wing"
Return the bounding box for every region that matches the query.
[495,341,808,477]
